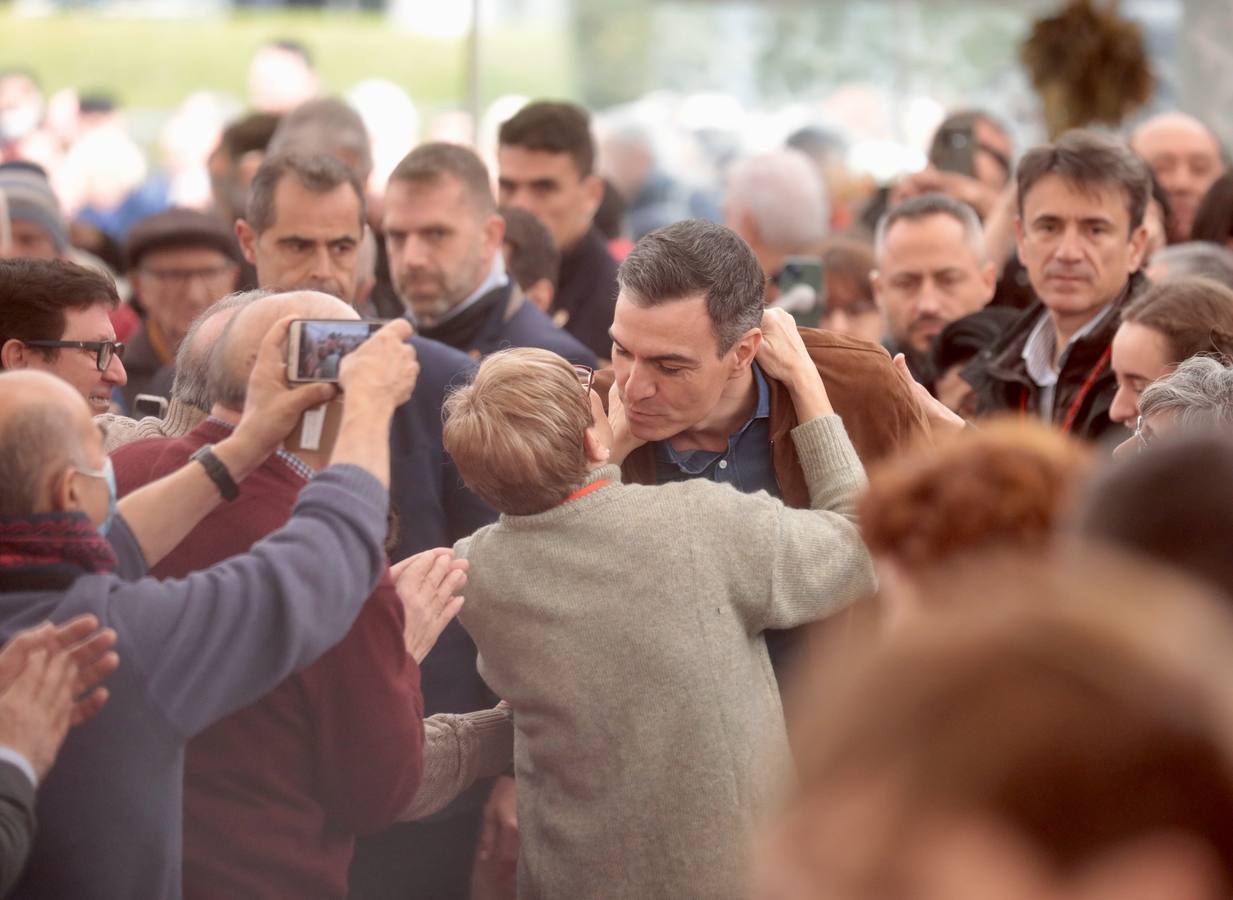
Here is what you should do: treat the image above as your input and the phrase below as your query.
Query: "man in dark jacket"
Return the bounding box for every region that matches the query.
[963,130,1152,441]
[498,101,618,361]
[384,142,595,368]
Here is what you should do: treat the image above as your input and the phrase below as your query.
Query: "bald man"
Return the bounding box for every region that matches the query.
[1132,112,1226,243]
[0,315,440,898]
[96,290,256,452]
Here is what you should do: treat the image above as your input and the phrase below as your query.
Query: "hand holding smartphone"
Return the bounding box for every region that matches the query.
[286,319,385,384]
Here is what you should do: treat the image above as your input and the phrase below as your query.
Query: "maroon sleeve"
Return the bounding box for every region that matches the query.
[299,571,425,834]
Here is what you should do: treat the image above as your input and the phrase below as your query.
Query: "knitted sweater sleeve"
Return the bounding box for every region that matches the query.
[397,706,514,821]
[728,415,876,633]
[107,464,390,738]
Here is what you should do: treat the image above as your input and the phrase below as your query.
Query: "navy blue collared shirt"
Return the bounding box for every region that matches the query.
[653,363,781,498]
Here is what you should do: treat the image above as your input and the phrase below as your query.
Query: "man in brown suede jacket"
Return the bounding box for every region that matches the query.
[594,220,928,671]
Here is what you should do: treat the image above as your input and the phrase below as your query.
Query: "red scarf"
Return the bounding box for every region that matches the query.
[0,512,117,591]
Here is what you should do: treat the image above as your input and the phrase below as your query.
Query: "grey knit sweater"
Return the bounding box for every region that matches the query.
[456,414,875,900]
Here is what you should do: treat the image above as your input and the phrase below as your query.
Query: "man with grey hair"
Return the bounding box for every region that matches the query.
[1147,242,1233,290]
[266,97,373,186]
[723,148,829,303]
[872,193,997,382]
[96,291,258,452]
[111,289,504,899]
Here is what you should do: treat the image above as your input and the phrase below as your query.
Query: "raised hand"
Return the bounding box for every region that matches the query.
[391,548,468,663]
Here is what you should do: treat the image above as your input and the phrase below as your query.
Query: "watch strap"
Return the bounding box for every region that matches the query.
[190,444,240,502]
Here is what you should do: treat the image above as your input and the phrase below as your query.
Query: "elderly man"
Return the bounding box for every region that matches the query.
[964,130,1151,441]
[871,193,997,383]
[724,148,828,305]
[112,290,484,900]
[0,258,127,414]
[384,142,594,367]
[121,208,242,408]
[498,101,617,360]
[96,291,252,452]
[0,311,441,897]
[443,346,874,900]
[1131,112,1226,243]
[236,150,500,900]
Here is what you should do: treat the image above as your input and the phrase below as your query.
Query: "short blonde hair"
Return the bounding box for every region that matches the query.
[443,348,592,515]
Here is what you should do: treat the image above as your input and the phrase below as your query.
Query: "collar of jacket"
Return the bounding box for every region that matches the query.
[977,270,1146,388]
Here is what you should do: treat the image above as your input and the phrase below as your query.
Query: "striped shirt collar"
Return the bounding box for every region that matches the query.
[1021,301,1118,389]
[205,417,314,482]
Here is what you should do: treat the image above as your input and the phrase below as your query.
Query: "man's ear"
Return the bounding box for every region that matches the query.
[583,423,610,466]
[0,339,28,370]
[482,212,506,260]
[1013,216,1026,264]
[582,173,604,217]
[870,269,886,312]
[48,465,80,515]
[1127,223,1151,274]
[979,260,997,301]
[730,328,763,374]
[235,218,259,266]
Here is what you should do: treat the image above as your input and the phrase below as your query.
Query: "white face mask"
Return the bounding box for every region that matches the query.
[74,457,118,536]
[0,105,40,142]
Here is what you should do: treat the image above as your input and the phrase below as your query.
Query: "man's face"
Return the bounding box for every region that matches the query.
[1015,175,1148,322]
[22,302,127,414]
[873,214,996,355]
[239,177,363,302]
[130,245,238,350]
[383,176,501,324]
[610,292,752,443]
[497,145,600,252]
[6,218,59,260]
[1132,119,1224,242]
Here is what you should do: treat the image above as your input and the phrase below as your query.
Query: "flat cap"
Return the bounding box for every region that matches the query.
[126,207,241,270]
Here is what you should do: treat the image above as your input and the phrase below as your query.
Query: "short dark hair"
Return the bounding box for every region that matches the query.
[0,258,120,367]
[500,207,559,290]
[389,142,495,214]
[245,152,366,235]
[216,112,281,163]
[498,101,595,177]
[1017,129,1152,232]
[875,192,985,259]
[617,220,765,355]
[264,38,313,68]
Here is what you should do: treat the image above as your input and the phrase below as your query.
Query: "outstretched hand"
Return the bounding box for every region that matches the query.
[893,353,967,439]
[391,548,468,663]
[0,616,118,728]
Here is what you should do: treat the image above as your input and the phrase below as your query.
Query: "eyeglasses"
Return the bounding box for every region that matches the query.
[22,339,125,372]
[574,364,595,393]
[140,263,237,286]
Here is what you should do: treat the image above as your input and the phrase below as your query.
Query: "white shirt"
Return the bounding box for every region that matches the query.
[1021,303,1117,420]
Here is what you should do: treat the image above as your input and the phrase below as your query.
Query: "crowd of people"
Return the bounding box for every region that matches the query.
[4,33,1233,900]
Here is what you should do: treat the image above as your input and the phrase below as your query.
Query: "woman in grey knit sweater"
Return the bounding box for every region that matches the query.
[443,344,876,900]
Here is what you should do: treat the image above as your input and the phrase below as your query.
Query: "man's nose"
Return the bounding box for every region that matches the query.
[622,362,656,403]
[1055,227,1084,260]
[105,353,128,387]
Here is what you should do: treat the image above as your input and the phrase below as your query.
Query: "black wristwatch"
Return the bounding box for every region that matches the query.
[190,444,240,501]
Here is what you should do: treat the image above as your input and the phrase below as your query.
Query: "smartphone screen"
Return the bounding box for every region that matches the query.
[287,319,384,383]
[776,257,825,329]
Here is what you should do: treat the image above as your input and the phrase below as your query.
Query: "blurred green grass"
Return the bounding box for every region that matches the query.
[1,10,574,111]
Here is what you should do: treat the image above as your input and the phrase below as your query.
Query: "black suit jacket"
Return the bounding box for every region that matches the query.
[0,760,35,898]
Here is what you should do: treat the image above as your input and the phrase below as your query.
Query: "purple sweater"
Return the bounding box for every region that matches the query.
[0,465,389,900]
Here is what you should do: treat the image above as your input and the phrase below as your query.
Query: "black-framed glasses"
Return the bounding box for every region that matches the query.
[574,364,595,393]
[140,263,237,286]
[22,339,125,372]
